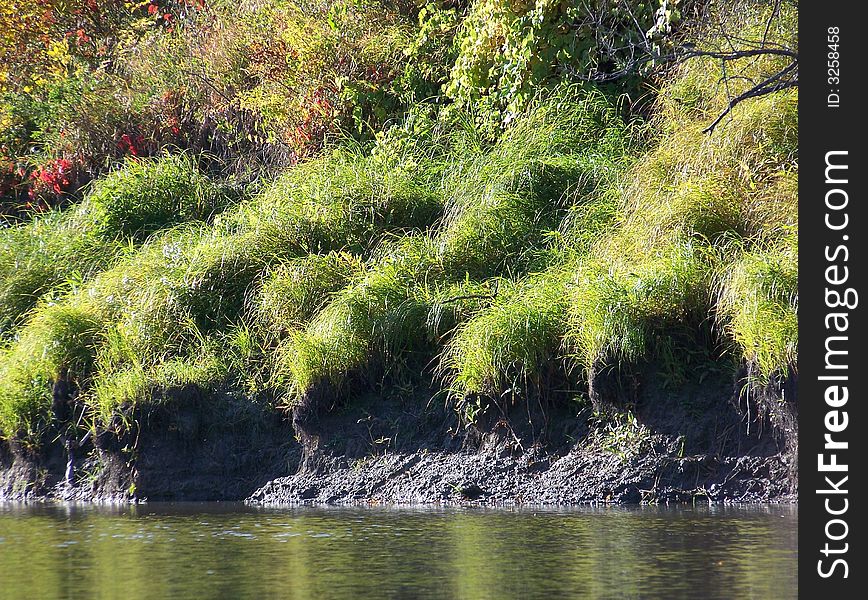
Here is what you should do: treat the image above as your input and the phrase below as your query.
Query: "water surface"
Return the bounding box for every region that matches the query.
[0,503,796,599]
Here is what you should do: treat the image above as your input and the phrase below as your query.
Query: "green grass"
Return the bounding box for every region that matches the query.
[0,303,104,438]
[82,153,232,241]
[437,88,632,277]
[272,237,437,402]
[565,242,711,374]
[0,211,123,337]
[0,143,449,436]
[270,88,635,404]
[441,270,571,400]
[716,233,798,384]
[0,154,234,338]
[255,252,363,338]
[88,341,227,426]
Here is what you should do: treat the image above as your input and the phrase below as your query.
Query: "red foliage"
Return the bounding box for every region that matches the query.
[31,158,74,195]
[11,157,82,213]
[117,133,146,157]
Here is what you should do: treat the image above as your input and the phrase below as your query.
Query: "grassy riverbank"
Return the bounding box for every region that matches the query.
[1,1,796,460]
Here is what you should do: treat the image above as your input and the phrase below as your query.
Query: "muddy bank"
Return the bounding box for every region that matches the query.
[0,387,298,503]
[0,367,796,505]
[249,366,797,505]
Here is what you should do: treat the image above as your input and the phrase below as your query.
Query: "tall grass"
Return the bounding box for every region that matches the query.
[0,154,233,337]
[255,252,363,338]
[716,234,798,384]
[564,242,711,374]
[437,88,632,277]
[0,3,800,438]
[0,303,104,437]
[441,271,571,399]
[0,211,122,337]
[83,153,231,241]
[272,237,438,402]
[0,144,446,437]
[438,2,798,409]
[271,88,635,404]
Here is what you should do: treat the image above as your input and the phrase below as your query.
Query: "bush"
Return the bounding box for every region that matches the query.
[446,0,665,128]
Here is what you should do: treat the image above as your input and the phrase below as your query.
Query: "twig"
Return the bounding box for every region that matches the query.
[703,60,797,133]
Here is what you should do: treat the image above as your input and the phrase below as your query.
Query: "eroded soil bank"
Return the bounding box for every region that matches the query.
[0,368,796,505]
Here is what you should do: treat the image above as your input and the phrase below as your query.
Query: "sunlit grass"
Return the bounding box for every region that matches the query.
[716,233,798,384]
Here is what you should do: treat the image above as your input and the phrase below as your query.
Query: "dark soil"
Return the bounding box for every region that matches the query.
[0,364,797,505]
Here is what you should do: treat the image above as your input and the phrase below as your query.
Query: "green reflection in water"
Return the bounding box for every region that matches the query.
[0,503,796,599]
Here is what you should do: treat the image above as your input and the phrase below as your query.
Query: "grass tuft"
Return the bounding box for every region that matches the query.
[565,241,711,373]
[441,270,570,399]
[255,252,362,337]
[716,234,798,384]
[0,303,103,437]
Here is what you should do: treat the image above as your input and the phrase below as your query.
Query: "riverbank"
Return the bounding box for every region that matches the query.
[0,362,796,505]
[1,2,798,507]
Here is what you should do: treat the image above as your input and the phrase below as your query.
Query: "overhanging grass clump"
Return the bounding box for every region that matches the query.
[273,237,438,403]
[0,211,123,337]
[438,89,633,277]
[441,270,571,400]
[0,303,104,437]
[716,234,798,384]
[605,88,797,261]
[227,148,444,256]
[88,342,228,426]
[565,242,711,375]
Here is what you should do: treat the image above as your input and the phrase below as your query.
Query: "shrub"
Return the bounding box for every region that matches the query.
[446,0,665,128]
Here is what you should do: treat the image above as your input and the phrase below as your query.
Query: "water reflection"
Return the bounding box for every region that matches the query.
[0,503,796,599]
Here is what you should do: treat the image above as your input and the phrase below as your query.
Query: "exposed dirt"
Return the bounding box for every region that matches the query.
[0,365,797,505]
[0,386,298,503]
[249,365,796,505]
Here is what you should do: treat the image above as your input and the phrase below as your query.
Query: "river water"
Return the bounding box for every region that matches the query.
[0,503,796,599]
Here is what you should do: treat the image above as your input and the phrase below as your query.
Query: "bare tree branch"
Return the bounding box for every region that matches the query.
[702,60,798,133]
